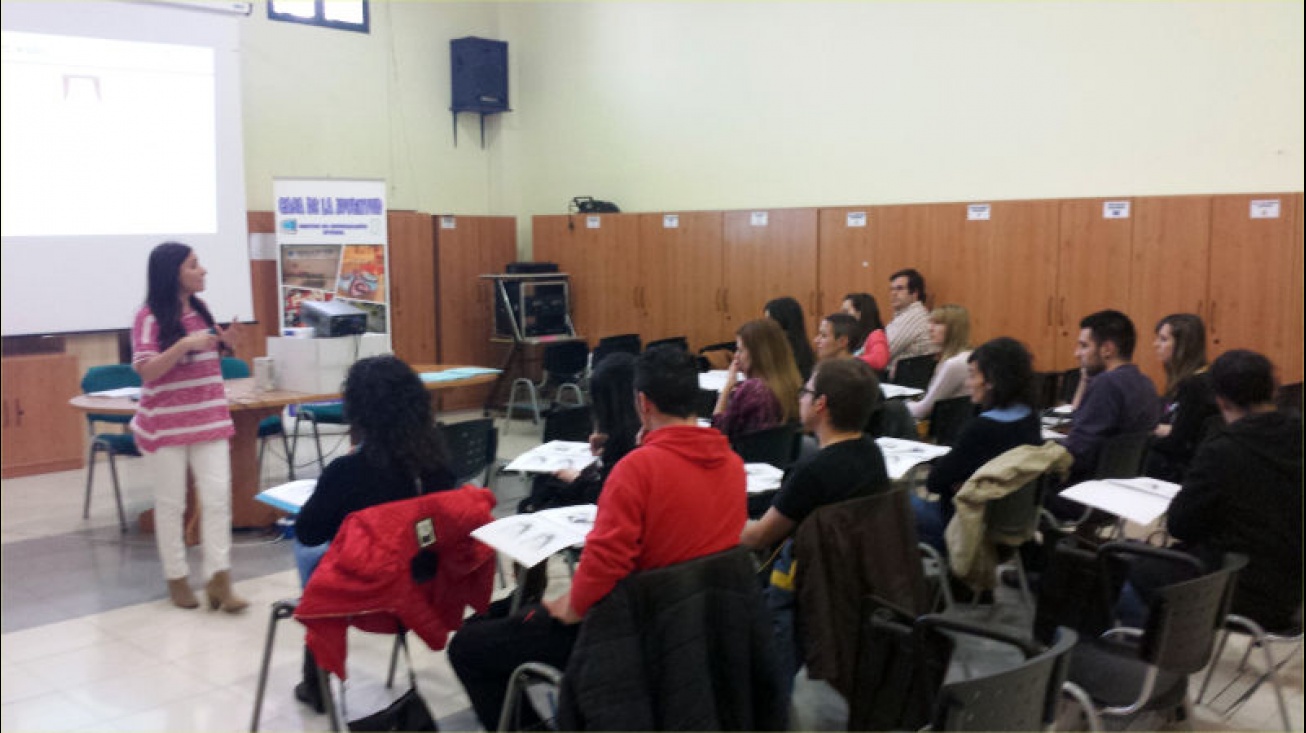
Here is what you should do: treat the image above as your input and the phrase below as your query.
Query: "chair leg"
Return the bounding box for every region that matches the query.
[1198,626,1232,703]
[257,437,267,484]
[318,665,341,732]
[386,633,403,689]
[1257,637,1292,731]
[310,417,325,472]
[106,451,128,533]
[250,600,297,733]
[1013,552,1033,610]
[83,442,99,520]
[281,430,295,481]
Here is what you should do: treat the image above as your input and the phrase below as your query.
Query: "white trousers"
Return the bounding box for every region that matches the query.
[145,439,232,580]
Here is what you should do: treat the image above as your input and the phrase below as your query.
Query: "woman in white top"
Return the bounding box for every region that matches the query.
[908,304,972,420]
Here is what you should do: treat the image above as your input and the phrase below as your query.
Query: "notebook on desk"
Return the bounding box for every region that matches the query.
[256,479,317,514]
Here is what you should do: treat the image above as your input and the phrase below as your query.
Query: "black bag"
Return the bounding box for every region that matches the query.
[568,196,620,214]
[848,596,951,732]
[348,687,437,731]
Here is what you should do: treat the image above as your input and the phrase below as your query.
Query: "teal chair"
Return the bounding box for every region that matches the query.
[80,365,140,533]
[294,401,347,471]
[221,358,295,481]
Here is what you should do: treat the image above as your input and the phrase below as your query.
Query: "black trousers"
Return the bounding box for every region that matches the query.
[448,602,581,731]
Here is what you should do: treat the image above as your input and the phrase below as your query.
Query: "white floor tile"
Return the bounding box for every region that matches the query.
[63,661,214,720]
[1,690,103,732]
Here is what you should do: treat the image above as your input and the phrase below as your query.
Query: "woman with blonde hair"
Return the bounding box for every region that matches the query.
[1145,313,1217,481]
[908,304,973,420]
[713,318,802,439]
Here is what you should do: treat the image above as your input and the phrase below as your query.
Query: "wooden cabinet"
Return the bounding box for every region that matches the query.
[533,214,642,343]
[389,210,439,364]
[435,215,516,411]
[638,212,727,349]
[1053,199,1135,371]
[1,354,85,478]
[723,208,818,333]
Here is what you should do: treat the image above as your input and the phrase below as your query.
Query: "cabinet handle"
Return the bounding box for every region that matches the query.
[723,288,729,315]
[1058,297,1066,328]
[14,398,21,427]
[1209,300,1218,334]
[1046,297,1053,327]
[809,291,817,317]
[2,399,8,428]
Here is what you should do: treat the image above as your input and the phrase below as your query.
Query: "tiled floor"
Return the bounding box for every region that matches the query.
[2,411,1301,731]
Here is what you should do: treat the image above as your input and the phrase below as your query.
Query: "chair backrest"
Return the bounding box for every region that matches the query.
[1135,551,1248,673]
[1030,371,1060,412]
[729,422,799,468]
[591,334,641,370]
[81,364,142,427]
[1276,381,1303,417]
[892,354,938,390]
[694,388,718,419]
[542,404,592,443]
[928,396,976,446]
[926,619,1077,732]
[697,341,736,372]
[868,398,917,440]
[1057,368,1081,406]
[437,419,498,485]
[220,356,251,379]
[1094,430,1151,479]
[644,336,689,353]
[542,341,589,380]
[984,473,1050,547]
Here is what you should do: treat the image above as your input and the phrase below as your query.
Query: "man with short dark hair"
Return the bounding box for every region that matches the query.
[813,312,861,362]
[885,268,937,374]
[450,346,747,730]
[740,358,890,692]
[1062,309,1160,484]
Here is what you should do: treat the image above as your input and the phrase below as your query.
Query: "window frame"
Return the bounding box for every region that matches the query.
[267,0,369,34]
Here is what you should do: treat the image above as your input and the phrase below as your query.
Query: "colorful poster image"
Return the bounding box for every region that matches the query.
[336,244,386,302]
[344,299,389,334]
[281,245,342,291]
[284,287,333,329]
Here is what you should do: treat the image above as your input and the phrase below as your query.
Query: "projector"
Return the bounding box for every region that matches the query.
[300,300,368,337]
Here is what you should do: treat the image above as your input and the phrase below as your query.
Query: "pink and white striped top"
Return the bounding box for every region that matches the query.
[130,304,234,453]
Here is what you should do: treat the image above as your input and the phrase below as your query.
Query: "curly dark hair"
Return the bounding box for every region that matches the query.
[968,337,1034,409]
[342,355,450,482]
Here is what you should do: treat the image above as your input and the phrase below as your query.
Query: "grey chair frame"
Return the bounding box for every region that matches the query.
[1197,611,1303,731]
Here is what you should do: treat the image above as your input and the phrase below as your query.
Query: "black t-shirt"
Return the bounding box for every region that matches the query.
[772,435,890,524]
[295,451,456,547]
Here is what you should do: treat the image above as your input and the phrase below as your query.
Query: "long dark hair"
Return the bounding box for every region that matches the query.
[145,242,216,350]
[588,352,639,473]
[843,292,884,346]
[764,296,815,379]
[342,356,450,483]
[1156,313,1208,398]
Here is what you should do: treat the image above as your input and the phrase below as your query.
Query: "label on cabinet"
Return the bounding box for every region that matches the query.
[1102,201,1131,219]
[663,214,679,229]
[846,212,867,228]
[967,204,991,221]
[1249,200,1281,219]
[440,216,457,229]
[586,216,601,229]
[750,211,769,227]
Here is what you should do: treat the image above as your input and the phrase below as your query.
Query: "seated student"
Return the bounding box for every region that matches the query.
[292,355,457,713]
[907,304,973,421]
[765,296,817,382]
[1120,350,1303,631]
[449,346,747,731]
[740,358,889,693]
[713,318,802,440]
[1144,313,1218,482]
[913,338,1041,555]
[813,312,861,363]
[841,292,889,370]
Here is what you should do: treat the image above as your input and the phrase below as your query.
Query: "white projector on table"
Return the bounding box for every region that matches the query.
[300,299,368,337]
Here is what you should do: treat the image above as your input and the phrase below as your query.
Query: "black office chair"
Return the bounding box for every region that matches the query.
[590,334,641,370]
[505,342,589,432]
[1057,368,1082,406]
[694,389,718,419]
[983,473,1055,611]
[867,398,917,440]
[437,418,499,487]
[221,358,294,482]
[1031,371,1061,412]
[541,404,592,443]
[80,364,140,533]
[1045,430,1153,536]
[696,341,736,372]
[1275,381,1302,417]
[892,354,938,391]
[644,336,689,353]
[729,422,800,469]
[928,396,977,447]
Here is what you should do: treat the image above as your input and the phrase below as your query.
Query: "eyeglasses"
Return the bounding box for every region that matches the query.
[798,386,816,398]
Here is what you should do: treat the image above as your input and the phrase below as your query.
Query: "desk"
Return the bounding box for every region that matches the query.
[70,364,497,530]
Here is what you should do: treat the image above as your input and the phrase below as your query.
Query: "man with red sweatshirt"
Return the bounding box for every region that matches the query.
[449,346,747,730]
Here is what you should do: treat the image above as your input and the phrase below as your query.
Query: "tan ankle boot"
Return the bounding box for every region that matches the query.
[167,578,199,609]
[205,570,249,613]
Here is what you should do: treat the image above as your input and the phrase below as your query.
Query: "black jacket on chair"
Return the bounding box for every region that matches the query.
[556,547,787,731]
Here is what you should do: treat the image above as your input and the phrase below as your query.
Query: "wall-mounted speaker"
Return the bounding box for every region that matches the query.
[451,37,508,113]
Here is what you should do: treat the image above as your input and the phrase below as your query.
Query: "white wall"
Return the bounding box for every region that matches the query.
[239,1,1304,254]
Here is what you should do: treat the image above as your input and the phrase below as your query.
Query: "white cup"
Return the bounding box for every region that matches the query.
[254,356,276,390]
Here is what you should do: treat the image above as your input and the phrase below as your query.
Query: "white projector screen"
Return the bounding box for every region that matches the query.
[1,1,251,336]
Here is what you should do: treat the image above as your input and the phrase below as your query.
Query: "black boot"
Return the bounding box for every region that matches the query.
[294,646,326,714]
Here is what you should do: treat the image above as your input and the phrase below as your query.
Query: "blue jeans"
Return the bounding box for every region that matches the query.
[294,539,329,587]
[911,494,948,555]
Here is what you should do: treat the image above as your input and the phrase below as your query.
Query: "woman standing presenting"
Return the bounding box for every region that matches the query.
[131,242,246,612]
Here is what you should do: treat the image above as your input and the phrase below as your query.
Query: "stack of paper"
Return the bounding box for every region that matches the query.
[504,441,597,474]
[88,386,142,399]
[1059,477,1180,526]
[698,370,730,392]
[255,479,317,514]
[880,384,925,400]
[744,463,784,494]
[875,437,952,480]
[420,367,502,384]
[471,504,598,568]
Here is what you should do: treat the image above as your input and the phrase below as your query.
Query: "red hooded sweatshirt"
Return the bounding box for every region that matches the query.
[569,424,747,615]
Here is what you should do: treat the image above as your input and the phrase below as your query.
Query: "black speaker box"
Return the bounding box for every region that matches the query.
[451,37,508,113]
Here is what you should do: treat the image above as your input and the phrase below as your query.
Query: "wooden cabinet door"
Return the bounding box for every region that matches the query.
[532,214,641,343]
[1207,194,1301,372]
[638,212,726,350]
[981,200,1060,369]
[533,216,594,340]
[870,203,937,321]
[723,208,818,333]
[818,207,877,323]
[388,211,437,364]
[929,202,996,341]
[1054,199,1135,371]
[1288,194,1304,384]
[1,354,85,478]
[1128,196,1212,390]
